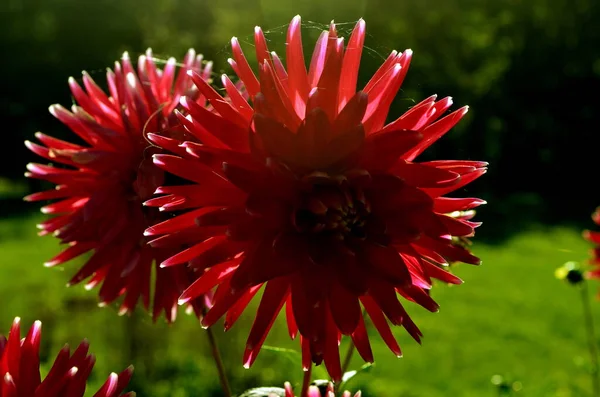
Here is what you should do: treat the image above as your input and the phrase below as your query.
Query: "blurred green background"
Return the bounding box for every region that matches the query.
[1,0,600,395]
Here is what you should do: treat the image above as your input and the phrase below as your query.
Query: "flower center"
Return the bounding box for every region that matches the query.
[293,185,371,240]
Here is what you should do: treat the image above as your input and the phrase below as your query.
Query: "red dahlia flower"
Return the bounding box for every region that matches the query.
[0,317,134,397]
[25,49,213,321]
[583,207,600,275]
[147,16,486,380]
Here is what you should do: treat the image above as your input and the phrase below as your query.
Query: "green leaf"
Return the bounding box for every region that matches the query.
[238,386,286,397]
[338,362,374,391]
[261,345,301,365]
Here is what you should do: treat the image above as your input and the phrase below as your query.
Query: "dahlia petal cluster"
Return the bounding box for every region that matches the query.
[25,49,214,321]
[0,317,133,397]
[146,16,486,380]
[583,207,600,275]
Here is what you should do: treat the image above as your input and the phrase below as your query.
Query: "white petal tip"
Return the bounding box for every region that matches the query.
[126,73,136,87]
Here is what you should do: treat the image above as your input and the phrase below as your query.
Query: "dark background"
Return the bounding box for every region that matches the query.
[2,0,599,241]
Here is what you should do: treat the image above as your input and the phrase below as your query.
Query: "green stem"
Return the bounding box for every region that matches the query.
[581,281,600,396]
[301,364,312,397]
[334,339,356,392]
[341,339,356,375]
[205,325,232,397]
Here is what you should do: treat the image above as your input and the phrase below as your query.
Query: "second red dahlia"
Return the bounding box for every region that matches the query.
[25,49,213,322]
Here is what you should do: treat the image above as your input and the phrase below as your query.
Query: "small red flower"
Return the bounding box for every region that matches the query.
[583,208,600,275]
[25,49,213,321]
[0,317,134,397]
[147,16,486,380]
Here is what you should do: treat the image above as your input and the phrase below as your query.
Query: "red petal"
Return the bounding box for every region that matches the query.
[230,37,260,98]
[437,214,477,236]
[416,235,481,265]
[45,241,96,267]
[285,295,298,339]
[403,106,469,161]
[351,312,374,363]
[254,114,297,162]
[153,154,224,185]
[286,15,310,117]
[243,278,290,368]
[178,259,239,304]
[360,129,422,171]
[433,197,487,213]
[230,236,300,292]
[307,31,329,88]
[202,278,253,328]
[360,296,402,357]
[392,161,461,188]
[332,92,368,138]
[161,236,227,267]
[423,261,462,284]
[189,71,249,129]
[312,34,344,122]
[361,242,411,286]
[323,306,342,382]
[328,280,361,335]
[224,285,261,331]
[338,19,366,110]
[367,279,406,326]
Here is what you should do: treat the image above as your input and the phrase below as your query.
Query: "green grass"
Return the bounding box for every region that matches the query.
[0,213,597,396]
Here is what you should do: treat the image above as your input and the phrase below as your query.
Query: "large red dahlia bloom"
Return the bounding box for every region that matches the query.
[25,49,213,321]
[147,17,486,380]
[0,317,134,397]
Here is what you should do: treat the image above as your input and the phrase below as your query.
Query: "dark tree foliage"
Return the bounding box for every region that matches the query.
[1,0,598,238]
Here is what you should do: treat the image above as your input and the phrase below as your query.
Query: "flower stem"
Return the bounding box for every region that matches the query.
[341,339,356,376]
[334,339,356,393]
[205,325,232,397]
[580,281,600,396]
[301,364,312,397]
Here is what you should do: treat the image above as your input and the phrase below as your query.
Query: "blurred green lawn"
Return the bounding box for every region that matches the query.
[0,212,596,397]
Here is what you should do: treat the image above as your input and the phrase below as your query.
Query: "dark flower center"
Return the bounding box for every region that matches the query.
[293,185,371,240]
